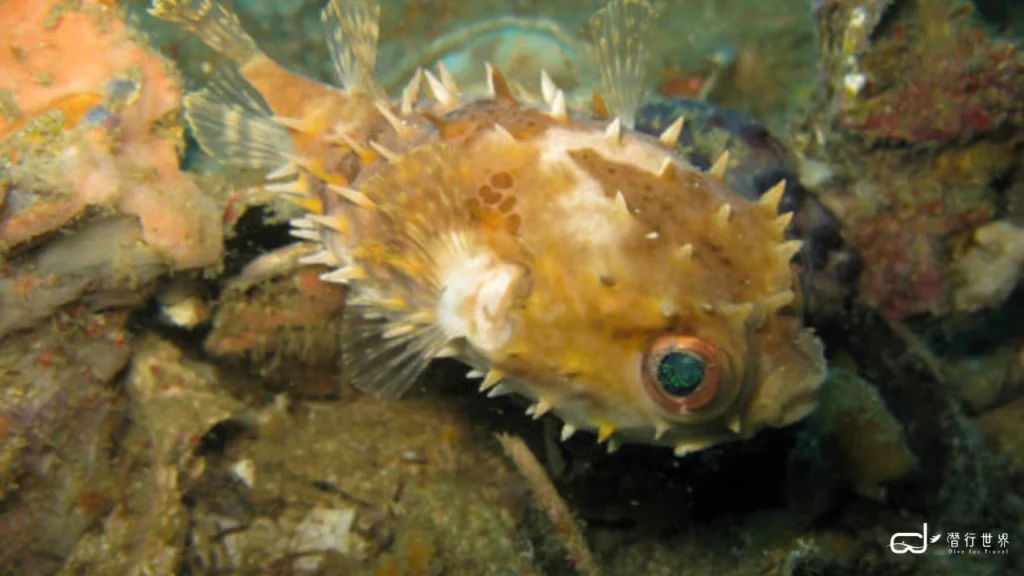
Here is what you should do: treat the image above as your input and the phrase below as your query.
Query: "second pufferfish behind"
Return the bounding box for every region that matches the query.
[150,0,827,456]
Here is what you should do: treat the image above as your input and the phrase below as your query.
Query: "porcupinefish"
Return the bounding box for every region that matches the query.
[150,0,827,456]
[635,99,863,314]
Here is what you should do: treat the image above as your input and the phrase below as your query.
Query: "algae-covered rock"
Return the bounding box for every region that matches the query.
[978,396,1024,493]
[809,369,918,499]
[953,221,1024,313]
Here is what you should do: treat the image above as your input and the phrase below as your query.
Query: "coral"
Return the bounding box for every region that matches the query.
[0,307,131,573]
[802,0,1017,323]
[952,220,1024,313]
[820,0,1024,144]
[813,0,894,117]
[978,396,1024,493]
[826,155,998,321]
[60,336,245,574]
[0,0,223,269]
[0,216,168,339]
[0,310,277,573]
[202,243,348,397]
[843,194,1011,321]
[808,368,918,499]
[850,214,948,320]
[945,344,1024,413]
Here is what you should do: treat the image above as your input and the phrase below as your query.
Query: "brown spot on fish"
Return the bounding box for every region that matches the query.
[490,171,514,189]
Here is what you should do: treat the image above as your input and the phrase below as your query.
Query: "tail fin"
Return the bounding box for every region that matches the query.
[149,0,261,65]
[322,0,384,97]
[587,0,659,128]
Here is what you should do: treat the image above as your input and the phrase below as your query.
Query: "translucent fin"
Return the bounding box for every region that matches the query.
[337,144,489,399]
[354,144,477,295]
[150,0,262,65]
[184,90,292,169]
[203,64,273,115]
[322,0,384,96]
[340,307,449,400]
[587,0,658,128]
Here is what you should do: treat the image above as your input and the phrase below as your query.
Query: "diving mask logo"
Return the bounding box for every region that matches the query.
[889,523,942,554]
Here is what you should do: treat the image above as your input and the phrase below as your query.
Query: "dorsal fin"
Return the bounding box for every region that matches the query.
[587,0,658,128]
[322,0,385,97]
[150,0,342,122]
[592,88,610,120]
[150,0,261,65]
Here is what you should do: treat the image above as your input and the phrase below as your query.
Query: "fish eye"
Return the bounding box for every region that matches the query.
[641,335,722,413]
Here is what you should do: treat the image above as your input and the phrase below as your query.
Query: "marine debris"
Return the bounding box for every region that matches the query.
[498,433,600,576]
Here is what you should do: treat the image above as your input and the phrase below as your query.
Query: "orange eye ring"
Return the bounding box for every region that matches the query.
[641,335,722,413]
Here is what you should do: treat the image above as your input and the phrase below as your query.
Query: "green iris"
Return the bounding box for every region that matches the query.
[656,351,705,397]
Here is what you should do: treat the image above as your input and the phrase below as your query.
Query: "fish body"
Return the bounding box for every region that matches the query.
[151,0,827,455]
[636,98,863,308]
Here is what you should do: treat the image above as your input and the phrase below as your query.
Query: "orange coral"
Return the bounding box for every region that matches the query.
[0,1,180,137]
[0,0,222,270]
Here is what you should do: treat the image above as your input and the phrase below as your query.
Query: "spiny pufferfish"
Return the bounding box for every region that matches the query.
[150,0,827,456]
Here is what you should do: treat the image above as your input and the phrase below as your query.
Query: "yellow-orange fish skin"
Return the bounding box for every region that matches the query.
[151,0,826,455]
[314,100,825,451]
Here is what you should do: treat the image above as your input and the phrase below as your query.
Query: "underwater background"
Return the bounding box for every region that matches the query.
[1,0,1024,574]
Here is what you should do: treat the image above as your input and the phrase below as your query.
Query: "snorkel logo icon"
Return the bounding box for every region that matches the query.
[890,523,942,554]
